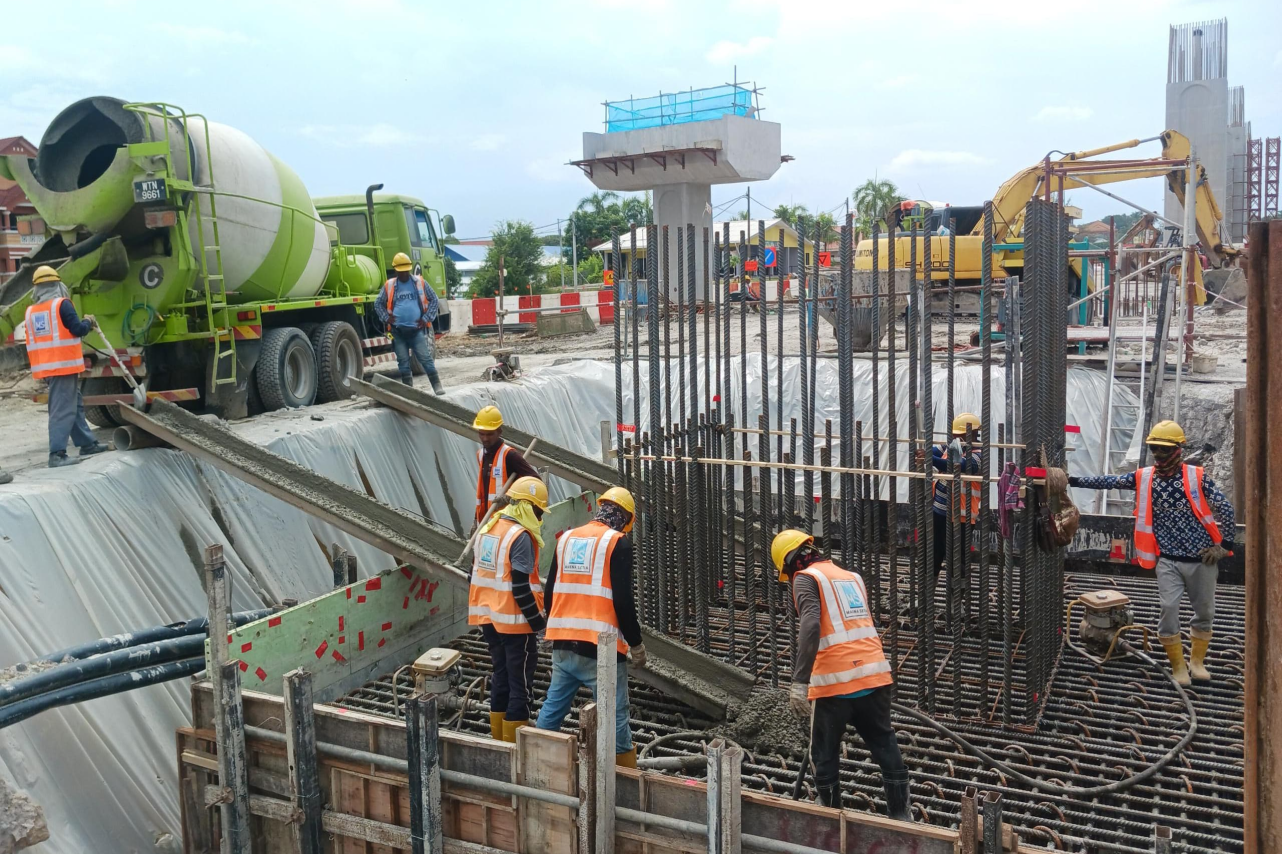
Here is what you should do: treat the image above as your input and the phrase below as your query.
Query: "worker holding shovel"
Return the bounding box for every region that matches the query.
[23,266,109,468]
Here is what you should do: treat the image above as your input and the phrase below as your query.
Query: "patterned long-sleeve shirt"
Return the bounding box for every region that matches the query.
[1074,468,1235,559]
[932,444,981,517]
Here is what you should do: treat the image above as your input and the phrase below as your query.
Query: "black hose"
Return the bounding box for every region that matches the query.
[66,230,112,260]
[0,658,204,730]
[0,635,206,708]
[17,609,274,669]
[889,643,1197,798]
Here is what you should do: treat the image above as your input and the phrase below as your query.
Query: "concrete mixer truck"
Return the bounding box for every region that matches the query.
[0,97,455,424]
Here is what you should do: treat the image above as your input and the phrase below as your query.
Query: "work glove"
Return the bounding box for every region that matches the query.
[1199,543,1230,566]
[630,644,647,669]
[1067,475,1081,488]
[788,682,811,720]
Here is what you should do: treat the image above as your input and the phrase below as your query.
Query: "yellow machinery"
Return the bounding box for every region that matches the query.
[853,130,1238,303]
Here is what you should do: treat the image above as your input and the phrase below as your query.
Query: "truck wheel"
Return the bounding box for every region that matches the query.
[311,321,364,402]
[257,327,317,410]
[83,377,123,428]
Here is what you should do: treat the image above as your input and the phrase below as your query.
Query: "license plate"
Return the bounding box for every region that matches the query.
[133,178,167,203]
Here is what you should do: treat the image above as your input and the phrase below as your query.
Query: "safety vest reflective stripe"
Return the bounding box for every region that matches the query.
[546,521,628,654]
[476,444,511,520]
[1131,465,1221,569]
[809,660,894,687]
[25,298,85,379]
[467,518,543,634]
[796,561,893,699]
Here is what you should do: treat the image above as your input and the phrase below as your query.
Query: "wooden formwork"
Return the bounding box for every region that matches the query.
[179,680,1044,854]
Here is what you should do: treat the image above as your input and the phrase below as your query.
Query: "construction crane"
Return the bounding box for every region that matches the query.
[853,129,1238,307]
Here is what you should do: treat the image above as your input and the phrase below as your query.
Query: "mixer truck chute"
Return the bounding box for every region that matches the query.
[0,97,454,423]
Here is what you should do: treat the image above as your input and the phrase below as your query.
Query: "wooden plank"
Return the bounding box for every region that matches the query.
[577,704,597,854]
[284,670,324,854]
[333,768,372,854]
[407,694,443,854]
[516,726,577,853]
[706,739,741,854]
[595,630,617,854]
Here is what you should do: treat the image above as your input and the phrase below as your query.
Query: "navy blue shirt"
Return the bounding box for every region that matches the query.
[1074,468,1235,559]
[931,444,981,517]
[58,300,93,338]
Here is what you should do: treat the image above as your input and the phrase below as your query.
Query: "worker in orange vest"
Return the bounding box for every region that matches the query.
[468,475,549,742]
[1069,420,1234,685]
[471,405,539,529]
[373,252,444,394]
[773,528,912,821]
[537,487,646,768]
[24,266,109,468]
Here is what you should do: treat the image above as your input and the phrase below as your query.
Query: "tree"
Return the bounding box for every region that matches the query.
[565,191,652,254]
[852,177,904,237]
[1102,211,1144,236]
[576,254,605,283]
[469,221,549,297]
[444,256,462,298]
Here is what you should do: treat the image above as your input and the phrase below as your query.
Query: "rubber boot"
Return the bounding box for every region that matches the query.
[400,373,414,387]
[817,782,841,809]
[428,372,446,396]
[883,770,913,822]
[1161,635,1191,687]
[502,718,527,743]
[489,711,506,740]
[48,452,80,468]
[1190,629,1213,681]
[615,747,637,768]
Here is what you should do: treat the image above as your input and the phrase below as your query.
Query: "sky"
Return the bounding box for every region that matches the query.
[2,0,1279,242]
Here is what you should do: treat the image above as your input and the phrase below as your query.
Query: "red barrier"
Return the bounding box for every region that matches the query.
[519,295,538,324]
[560,292,581,313]
[598,289,614,324]
[471,298,496,326]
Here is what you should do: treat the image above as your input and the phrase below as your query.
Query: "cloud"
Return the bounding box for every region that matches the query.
[1032,105,1093,123]
[151,23,251,45]
[889,149,991,169]
[471,133,506,152]
[880,74,917,89]
[706,36,773,65]
[298,123,418,148]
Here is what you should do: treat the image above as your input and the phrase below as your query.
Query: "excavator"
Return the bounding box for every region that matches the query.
[852,129,1239,313]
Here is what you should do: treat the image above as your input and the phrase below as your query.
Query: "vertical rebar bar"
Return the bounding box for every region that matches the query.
[979,200,994,718]
[759,414,778,688]
[885,225,899,677]
[613,228,624,479]
[839,213,855,571]
[678,227,687,432]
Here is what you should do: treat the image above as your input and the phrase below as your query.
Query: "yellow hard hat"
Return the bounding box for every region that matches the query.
[599,486,636,533]
[32,265,60,285]
[508,476,548,511]
[771,528,814,581]
[392,252,413,272]
[952,413,981,436]
[472,405,503,431]
[1145,420,1186,447]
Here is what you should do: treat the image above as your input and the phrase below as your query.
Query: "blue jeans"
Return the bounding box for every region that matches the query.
[47,374,96,455]
[390,326,439,385]
[535,649,633,751]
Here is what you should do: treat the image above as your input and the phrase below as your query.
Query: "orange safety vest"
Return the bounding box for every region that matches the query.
[384,275,429,332]
[794,560,893,700]
[546,520,629,655]
[468,517,543,633]
[24,298,85,379]
[476,444,512,524]
[957,479,981,524]
[1132,464,1223,569]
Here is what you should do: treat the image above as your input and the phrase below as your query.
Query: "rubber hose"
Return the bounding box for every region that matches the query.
[66,230,111,260]
[889,642,1197,797]
[0,658,204,730]
[0,635,206,708]
[19,609,275,669]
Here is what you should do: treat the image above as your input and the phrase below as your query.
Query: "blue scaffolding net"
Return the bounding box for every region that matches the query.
[605,84,754,133]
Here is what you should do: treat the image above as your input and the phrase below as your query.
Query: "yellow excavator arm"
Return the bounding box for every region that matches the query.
[986,130,1236,267]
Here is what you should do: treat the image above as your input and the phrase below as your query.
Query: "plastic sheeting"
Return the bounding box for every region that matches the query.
[618,356,1140,507]
[0,363,616,854]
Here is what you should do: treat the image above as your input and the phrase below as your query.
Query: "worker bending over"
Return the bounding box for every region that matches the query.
[24,266,109,468]
[472,405,539,528]
[774,529,912,821]
[930,413,982,580]
[536,487,646,768]
[468,476,548,742]
[1070,420,1234,685]
[373,252,444,394]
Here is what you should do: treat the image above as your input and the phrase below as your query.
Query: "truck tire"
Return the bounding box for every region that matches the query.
[256,327,317,410]
[83,377,124,428]
[311,321,364,403]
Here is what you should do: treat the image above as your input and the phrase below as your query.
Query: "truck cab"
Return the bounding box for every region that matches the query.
[314,192,456,333]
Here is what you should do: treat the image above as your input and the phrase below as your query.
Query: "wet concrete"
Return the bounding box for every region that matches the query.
[0,777,47,853]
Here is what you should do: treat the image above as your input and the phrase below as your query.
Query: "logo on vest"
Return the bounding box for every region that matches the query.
[29,310,52,337]
[564,537,594,575]
[834,580,869,621]
[477,534,500,571]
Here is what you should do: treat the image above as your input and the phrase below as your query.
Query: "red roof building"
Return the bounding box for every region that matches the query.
[0,136,46,283]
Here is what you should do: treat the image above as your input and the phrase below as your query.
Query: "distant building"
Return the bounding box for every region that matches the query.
[589,218,814,280]
[0,136,45,285]
[445,244,565,295]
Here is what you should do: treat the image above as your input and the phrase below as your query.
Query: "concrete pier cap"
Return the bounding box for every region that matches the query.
[576,111,784,299]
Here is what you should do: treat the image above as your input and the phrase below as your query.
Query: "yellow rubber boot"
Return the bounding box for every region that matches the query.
[615,747,637,768]
[489,712,506,740]
[1189,629,1213,681]
[502,719,528,743]
[1161,635,1191,687]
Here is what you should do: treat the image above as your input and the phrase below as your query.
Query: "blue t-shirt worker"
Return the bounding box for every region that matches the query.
[374,252,444,395]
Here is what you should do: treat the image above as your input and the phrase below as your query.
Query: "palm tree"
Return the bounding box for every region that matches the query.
[576,190,620,216]
[852,177,903,237]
